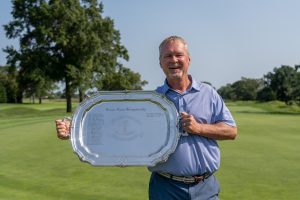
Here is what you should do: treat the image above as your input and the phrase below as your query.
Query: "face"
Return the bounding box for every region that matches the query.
[160,40,191,81]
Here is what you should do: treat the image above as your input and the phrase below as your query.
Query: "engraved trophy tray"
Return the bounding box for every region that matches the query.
[70,91,180,166]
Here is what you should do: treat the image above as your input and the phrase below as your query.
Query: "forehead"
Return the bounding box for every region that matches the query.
[161,40,187,53]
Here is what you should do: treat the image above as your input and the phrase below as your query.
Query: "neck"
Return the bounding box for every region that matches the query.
[167,75,191,93]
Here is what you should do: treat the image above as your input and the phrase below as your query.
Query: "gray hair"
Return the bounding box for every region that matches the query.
[159,35,189,60]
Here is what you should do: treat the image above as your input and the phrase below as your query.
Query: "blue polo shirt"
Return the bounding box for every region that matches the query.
[148,75,236,176]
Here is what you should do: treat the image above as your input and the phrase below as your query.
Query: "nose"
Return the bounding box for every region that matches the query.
[169,55,178,62]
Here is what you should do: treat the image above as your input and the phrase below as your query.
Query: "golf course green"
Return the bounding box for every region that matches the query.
[0,100,299,200]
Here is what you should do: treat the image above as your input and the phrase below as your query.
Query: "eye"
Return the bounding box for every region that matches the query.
[176,53,184,58]
[163,54,172,59]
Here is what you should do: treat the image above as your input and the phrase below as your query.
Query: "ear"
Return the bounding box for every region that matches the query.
[159,60,163,68]
[187,57,191,66]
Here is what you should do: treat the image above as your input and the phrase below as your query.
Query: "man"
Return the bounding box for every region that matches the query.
[146,36,237,200]
[55,35,237,200]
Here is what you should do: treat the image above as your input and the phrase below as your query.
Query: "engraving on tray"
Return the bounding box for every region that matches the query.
[111,115,142,140]
[87,113,104,145]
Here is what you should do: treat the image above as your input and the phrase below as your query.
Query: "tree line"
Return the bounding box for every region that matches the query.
[217,65,300,105]
[1,1,299,111]
[0,0,147,112]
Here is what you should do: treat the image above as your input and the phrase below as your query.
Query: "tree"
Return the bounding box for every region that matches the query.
[0,82,7,103]
[98,65,148,90]
[21,68,55,104]
[231,77,263,101]
[0,67,7,103]
[263,65,298,104]
[217,83,235,100]
[4,0,146,112]
[218,78,263,101]
[256,86,276,102]
[291,65,300,105]
[0,65,18,103]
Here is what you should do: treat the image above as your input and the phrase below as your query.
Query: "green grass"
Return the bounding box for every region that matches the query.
[0,102,149,200]
[218,101,300,200]
[0,101,299,199]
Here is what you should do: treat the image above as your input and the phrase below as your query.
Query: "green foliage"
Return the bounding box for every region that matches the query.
[232,77,263,100]
[0,66,18,103]
[98,65,148,90]
[0,82,7,103]
[4,0,147,112]
[256,86,276,102]
[263,65,298,104]
[218,77,263,101]
[291,70,300,105]
[0,67,6,103]
[219,65,300,105]
[218,83,235,100]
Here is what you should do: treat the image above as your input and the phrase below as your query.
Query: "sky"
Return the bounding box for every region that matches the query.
[1,0,300,90]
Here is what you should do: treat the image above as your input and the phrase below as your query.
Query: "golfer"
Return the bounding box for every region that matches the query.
[55,35,237,200]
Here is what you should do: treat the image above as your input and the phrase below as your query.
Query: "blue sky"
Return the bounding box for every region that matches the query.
[1,0,300,90]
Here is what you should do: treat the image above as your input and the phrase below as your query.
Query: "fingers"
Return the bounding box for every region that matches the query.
[180,112,188,129]
[55,119,70,140]
[180,112,196,133]
[180,112,188,117]
[180,112,192,123]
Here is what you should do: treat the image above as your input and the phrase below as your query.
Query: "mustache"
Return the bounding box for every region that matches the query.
[168,63,182,69]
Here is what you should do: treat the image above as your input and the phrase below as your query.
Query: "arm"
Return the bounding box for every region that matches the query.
[181,112,237,140]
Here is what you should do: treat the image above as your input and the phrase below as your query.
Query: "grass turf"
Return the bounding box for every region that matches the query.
[0,101,299,199]
[218,101,300,200]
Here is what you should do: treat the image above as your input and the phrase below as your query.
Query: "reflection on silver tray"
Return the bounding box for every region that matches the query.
[70,91,180,166]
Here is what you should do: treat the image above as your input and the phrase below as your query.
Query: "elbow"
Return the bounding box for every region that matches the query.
[229,127,238,140]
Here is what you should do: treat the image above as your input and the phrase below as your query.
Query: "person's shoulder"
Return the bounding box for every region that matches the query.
[155,83,168,94]
[155,85,164,91]
[195,81,222,100]
[196,81,215,92]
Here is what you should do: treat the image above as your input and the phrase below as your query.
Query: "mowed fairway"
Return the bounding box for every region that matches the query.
[218,102,300,200]
[0,101,299,200]
[0,102,149,200]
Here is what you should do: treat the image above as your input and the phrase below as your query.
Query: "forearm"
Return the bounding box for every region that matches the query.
[192,122,237,140]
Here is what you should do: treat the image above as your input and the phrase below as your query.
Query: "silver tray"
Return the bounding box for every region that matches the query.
[70,91,180,166]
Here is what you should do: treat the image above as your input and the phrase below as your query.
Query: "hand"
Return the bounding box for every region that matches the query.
[55,119,71,140]
[181,112,237,140]
[180,112,201,135]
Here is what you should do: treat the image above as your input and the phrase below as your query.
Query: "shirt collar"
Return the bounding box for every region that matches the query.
[190,75,201,92]
[161,75,201,94]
